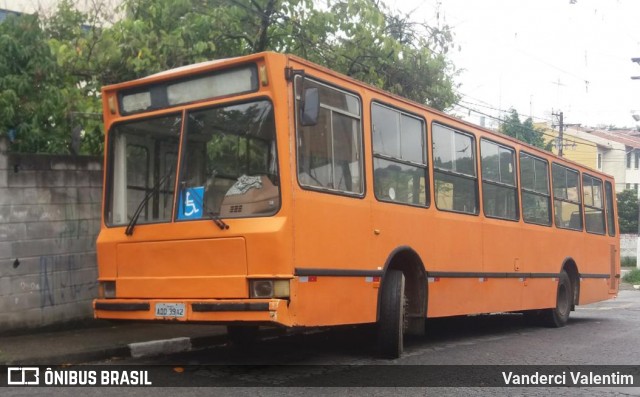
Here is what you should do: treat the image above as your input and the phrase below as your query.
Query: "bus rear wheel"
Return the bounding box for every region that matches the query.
[541,270,573,327]
[377,270,406,359]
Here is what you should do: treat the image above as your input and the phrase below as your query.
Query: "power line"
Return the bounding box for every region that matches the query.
[453,101,629,153]
[455,91,558,124]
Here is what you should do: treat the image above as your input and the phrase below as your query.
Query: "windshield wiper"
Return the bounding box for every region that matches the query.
[207,211,229,230]
[180,182,229,230]
[125,168,174,236]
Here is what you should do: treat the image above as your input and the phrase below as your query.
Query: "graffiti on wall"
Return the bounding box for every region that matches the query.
[37,218,97,308]
[55,219,93,247]
[1,149,102,329]
[38,255,91,308]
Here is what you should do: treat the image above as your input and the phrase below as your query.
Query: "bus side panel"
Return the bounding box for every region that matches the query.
[522,278,558,310]
[289,276,379,326]
[483,279,525,313]
[292,191,372,269]
[482,219,523,313]
[427,279,485,317]
[291,190,375,326]
[520,225,565,310]
[423,212,484,317]
[579,278,613,305]
[580,234,608,272]
[425,213,483,274]
[577,234,618,304]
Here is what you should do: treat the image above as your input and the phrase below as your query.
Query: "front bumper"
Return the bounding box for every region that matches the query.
[93,298,292,326]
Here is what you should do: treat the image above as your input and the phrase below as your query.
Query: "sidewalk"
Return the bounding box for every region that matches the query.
[0,321,229,365]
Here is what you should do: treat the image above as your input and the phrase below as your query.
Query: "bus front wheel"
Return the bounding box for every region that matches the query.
[377,270,406,359]
[542,270,573,327]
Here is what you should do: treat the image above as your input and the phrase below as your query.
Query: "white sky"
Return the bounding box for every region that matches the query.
[1,0,98,13]
[3,0,640,128]
[390,0,640,129]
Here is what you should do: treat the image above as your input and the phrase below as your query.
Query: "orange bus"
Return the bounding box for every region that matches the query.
[94,52,619,358]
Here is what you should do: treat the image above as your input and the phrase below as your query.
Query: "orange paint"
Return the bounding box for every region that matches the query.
[94,52,619,330]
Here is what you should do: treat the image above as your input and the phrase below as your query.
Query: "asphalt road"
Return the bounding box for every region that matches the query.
[5,289,640,396]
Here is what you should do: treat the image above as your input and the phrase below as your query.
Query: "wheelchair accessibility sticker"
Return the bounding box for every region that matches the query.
[177,186,204,220]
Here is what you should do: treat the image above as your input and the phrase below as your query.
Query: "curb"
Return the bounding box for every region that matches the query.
[2,333,229,365]
[129,337,192,358]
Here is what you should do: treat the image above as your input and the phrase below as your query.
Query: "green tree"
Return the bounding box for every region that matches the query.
[0,14,70,153]
[111,0,459,109]
[46,0,116,154]
[6,0,460,155]
[500,109,552,151]
[314,0,458,110]
[617,189,639,234]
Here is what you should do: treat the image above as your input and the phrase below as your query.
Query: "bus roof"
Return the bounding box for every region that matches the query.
[102,52,275,92]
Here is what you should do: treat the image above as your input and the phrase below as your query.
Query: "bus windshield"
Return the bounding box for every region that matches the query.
[105,99,279,228]
[180,100,280,219]
[107,114,181,227]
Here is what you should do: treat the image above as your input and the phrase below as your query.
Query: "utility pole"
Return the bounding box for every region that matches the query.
[632,58,640,80]
[552,111,564,157]
[632,58,640,269]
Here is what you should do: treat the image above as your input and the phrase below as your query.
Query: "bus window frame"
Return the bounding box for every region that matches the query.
[582,172,606,236]
[431,121,480,216]
[519,150,553,228]
[293,74,366,199]
[551,162,584,232]
[479,138,520,222]
[370,100,430,209]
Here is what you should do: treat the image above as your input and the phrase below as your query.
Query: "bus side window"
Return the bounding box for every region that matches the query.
[432,123,478,214]
[520,152,552,226]
[480,139,518,220]
[295,77,363,195]
[583,174,605,235]
[371,103,428,206]
[552,163,583,231]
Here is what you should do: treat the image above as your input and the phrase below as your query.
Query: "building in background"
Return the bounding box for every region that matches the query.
[539,123,629,192]
[0,8,20,21]
[586,128,640,194]
[540,124,639,264]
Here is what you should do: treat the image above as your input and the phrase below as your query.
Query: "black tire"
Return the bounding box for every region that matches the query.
[541,270,573,328]
[227,325,259,345]
[377,270,406,359]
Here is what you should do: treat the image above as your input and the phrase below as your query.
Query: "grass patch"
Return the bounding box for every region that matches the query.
[623,268,640,284]
[621,257,637,267]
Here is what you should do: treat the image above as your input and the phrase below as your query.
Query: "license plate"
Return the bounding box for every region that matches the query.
[155,303,185,318]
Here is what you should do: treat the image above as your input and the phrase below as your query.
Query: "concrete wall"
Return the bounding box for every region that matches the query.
[0,138,103,331]
[621,234,637,258]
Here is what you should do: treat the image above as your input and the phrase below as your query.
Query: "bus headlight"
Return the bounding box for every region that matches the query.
[99,281,116,299]
[250,280,290,298]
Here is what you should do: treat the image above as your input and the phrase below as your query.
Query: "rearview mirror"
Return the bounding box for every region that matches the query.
[300,88,319,126]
